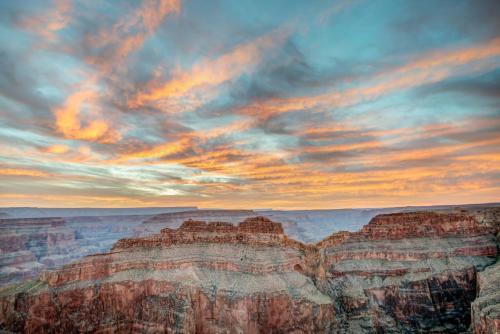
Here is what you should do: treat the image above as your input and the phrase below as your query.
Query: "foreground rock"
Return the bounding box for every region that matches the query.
[0,217,334,333]
[472,261,500,334]
[0,212,498,333]
[318,212,497,333]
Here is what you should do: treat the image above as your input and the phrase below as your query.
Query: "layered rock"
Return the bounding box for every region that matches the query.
[472,260,500,334]
[466,206,500,235]
[65,215,151,254]
[0,218,82,286]
[0,211,498,333]
[137,210,258,235]
[0,216,333,333]
[317,212,497,332]
[0,215,151,286]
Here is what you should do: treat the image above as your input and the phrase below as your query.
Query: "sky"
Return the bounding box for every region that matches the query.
[0,0,499,209]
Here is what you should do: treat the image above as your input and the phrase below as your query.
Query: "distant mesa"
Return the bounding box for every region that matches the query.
[176,216,284,234]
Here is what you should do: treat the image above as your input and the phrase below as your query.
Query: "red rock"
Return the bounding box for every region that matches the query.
[0,211,498,333]
[0,217,82,286]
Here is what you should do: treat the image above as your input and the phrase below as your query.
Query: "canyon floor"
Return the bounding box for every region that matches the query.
[0,204,498,333]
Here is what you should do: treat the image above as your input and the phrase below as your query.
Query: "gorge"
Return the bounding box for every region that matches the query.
[0,209,498,333]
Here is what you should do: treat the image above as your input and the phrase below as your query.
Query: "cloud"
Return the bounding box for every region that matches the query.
[50,0,181,144]
[17,0,72,42]
[1,1,499,209]
[113,117,253,162]
[41,144,70,154]
[85,0,180,72]
[0,168,49,178]
[53,80,121,143]
[234,37,500,120]
[415,69,500,99]
[128,27,288,108]
[318,0,358,25]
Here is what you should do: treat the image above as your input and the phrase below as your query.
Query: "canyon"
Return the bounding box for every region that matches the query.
[0,208,498,333]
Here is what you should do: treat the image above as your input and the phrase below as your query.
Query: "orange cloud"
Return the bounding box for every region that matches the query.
[106,115,500,208]
[54,85,120,143]
[51,1,181,144]
[129,28,288,108]
[18,0,72,42]
[386,37,500,76]
[236,37,500,119]
[114,118,253,162]
[0,168,49,178]
[42,144,70,154]
[87,0,180,70]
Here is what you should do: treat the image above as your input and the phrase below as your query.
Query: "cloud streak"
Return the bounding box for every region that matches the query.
[54,81,121,143]
[17,0,72,42]
[0,1,499,208]
[86,0,181,71]
[129,28,288,109]
[235,37,500,120]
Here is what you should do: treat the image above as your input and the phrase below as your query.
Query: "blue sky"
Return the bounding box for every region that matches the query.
[0,0,499,209]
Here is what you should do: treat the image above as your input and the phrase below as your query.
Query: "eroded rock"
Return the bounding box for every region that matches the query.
[0,211,497,333]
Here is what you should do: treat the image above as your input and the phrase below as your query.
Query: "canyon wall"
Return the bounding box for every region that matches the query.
[0,215,150,286]
[0,217,82,286]
[0,211,497,333]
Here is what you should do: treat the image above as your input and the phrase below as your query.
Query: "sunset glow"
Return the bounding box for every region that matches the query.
[0,0,499,209]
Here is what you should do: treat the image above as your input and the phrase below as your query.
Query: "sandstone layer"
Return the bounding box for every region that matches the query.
[0,218,82,286]
[472,260,500,334]
[0,212,498,333]
[0,215,152,286]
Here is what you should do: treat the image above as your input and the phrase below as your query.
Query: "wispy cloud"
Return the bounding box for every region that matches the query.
[49,0,181,143]
[0,168,49,178]
[1,1,499,208]
[129,27,288,109]
[53,79,121,143]
[236,37,500,120]
[86,0,180,71]
[18,0,72,42]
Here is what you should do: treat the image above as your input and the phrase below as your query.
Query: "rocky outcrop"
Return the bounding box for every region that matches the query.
[136,210,258,235]
[472,261,500,334]
[316,212,497,333]
[0,216,334,333]
[466,206,500,235]
[0,211,498,333]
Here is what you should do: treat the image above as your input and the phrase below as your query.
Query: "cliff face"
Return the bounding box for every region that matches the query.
[0,216,334,333]
[317,212,497,333]
[0,218,82,286]
[0,212,498,333]
[0,215,150,287]
[471,261,500,334]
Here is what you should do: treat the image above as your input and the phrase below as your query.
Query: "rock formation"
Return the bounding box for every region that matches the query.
[0,211,498,333]
[137,210,259,235]
[0,215,149,286]
[0,218,82,286]
[0,216,334,333]
[318,212,497,332]
[472,261,500,334]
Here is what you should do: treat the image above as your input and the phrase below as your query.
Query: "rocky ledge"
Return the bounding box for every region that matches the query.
[0,212,498,333]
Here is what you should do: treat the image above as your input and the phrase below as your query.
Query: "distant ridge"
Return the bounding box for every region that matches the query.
[0,207,198,218]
